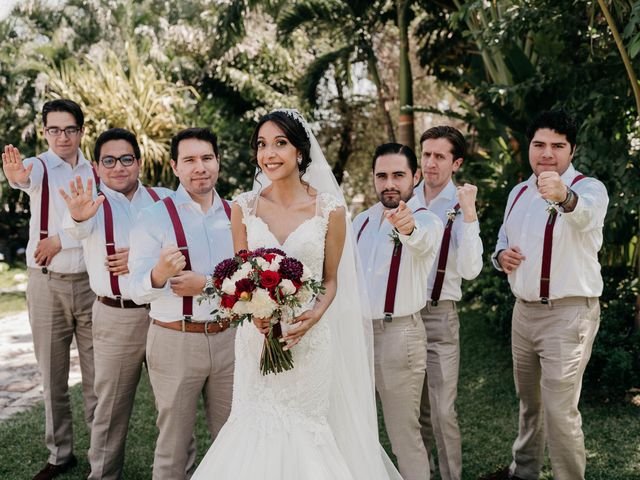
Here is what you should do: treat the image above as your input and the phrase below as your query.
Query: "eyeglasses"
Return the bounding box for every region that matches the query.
[100,154,136,168]
[45,127,81,136]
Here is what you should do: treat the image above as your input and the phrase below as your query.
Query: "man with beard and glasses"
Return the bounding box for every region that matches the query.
[128,128,235,480]
[60,128,172,480]
[353,143,443,480]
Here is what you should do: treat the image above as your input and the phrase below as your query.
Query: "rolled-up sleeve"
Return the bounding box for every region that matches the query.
[562,179,608,232]
[398,210,443,258]
[454,219,483,280]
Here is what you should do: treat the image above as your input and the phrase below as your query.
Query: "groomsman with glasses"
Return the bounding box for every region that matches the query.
[482,110,608,480]
[414,126,483,480]
[61,128,172,480]
[354,143,443,480]
[2,99,97,480]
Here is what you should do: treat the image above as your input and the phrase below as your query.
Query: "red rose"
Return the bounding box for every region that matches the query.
[235,278,255,297]
[260,270,281,289]
[237,250,250,261]
[214,278,222,289]
[220,294,237,309]
[263,253,276,263]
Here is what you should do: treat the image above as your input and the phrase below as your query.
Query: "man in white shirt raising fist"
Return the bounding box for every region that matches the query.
[483,110,608,480]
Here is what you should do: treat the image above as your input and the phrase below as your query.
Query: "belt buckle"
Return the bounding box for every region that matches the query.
[204,320,212,336]
[384,313,392,323]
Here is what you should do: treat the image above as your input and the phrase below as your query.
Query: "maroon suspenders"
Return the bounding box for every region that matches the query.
[506,175,587,303]
[430,203,460,306]
[539,174,586,303]
[100,186,161,299]
[36,158,49,242]
[161,195,232,320]
[357,207,427,321]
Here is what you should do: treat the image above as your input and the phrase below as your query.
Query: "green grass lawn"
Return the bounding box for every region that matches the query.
[0,263,27,318]
[0,308,638,479]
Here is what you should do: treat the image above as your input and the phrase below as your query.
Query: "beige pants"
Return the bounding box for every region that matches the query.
[419,301,462,480]
[88,300,150,480]
[146,321,235,480]
[374,312,430,480]
[26,268,97,465]
[509,297,600,480]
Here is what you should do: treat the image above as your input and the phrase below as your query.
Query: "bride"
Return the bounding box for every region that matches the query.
[192,109,402,479]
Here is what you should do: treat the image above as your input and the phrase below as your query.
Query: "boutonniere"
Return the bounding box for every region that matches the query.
[545,200,559,215]
[446,208,460,222]
[388,229,401,247]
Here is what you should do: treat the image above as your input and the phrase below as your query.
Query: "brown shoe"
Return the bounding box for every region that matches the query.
[32,454,77,480]
[478,466,525,480]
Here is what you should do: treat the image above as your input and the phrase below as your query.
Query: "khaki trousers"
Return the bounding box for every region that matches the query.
[509,297,600,480]
[419,301,462,480]
[146,321,235,480]
[26,268,97,465]
[88,300,150,480]
[374,312,430,480]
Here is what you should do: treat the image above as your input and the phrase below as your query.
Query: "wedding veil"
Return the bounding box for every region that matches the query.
[254,109,403,480]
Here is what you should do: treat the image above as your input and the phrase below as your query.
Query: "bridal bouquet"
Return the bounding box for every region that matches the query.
[204,248,324,375]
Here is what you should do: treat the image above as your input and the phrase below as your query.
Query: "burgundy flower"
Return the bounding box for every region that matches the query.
[260,270,281,289]
[220,294,237,309]
[236,250,250,261]
[235,278,256,297]
[214,258,239,280]
[264,247,287,257]
[279,257,304,282]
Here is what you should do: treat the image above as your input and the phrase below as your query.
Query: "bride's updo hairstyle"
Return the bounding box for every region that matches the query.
[250,110,313,180]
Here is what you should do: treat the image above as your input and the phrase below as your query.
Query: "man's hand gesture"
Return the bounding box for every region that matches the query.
[59,176,104,222]
[498,246,526,274]
[2,145,33,185]
[384,200,415,235]
[456,183,478,222]
[537,172,567,203]
[151,245,186,288]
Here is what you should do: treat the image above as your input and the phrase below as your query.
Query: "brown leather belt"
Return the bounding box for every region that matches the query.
[97,296,148,309]
[152,319,230,334]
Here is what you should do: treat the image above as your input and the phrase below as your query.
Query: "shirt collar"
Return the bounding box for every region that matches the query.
[414,179,456,207]
[174,184,222,213]
[43,148,91,170]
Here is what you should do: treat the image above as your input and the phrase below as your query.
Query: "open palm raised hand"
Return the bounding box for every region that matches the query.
[59,175,104,222]
[2,145,34,185]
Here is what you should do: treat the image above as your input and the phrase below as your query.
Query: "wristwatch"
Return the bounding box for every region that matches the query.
[558,187,574,212]
[203,274,215,295]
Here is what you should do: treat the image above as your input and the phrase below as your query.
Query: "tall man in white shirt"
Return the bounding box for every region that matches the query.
[414,126,483,480]
[482,111,608,480]
[2,99,97,480]
[60,128,172,480]
[129,128,235,480]
[354,143,443,480]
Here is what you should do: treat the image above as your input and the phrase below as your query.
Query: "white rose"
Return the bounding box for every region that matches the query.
[279,278,296,295]
[232,299,250,315]
[296,285,314,306]
[221,278,236,295]
[248,288,278,319]
[268,254,283,271]
[255,257,270,270]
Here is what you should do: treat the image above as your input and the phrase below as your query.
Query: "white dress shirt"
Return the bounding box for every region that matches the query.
[128,184,233,322]
[414,180,483,301]
[353,195,443,319]
[9,149,95,273]
[493,164,609,301]
[63,181,173,299]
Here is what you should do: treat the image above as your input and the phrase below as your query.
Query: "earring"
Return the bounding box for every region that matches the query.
[297,154,302,165]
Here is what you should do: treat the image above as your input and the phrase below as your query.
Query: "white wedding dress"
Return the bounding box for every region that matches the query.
[193,191,357,479]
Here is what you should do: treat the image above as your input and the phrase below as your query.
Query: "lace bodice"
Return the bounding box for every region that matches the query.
[236,191,342,280]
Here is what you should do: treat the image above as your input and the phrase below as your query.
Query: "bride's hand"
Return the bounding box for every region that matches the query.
[281,310,321,350]
[253,317,271,335]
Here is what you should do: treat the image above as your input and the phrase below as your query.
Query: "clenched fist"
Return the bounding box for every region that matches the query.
[151,245,186,288]
[498,246,526,274]
[456,183,478,222]
[384,200,415,235]
[537,172,567,203]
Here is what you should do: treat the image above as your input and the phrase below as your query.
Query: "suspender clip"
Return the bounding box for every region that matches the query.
[540,297,549,305]
[41,267,48,274]
[40,230,48,235]
[431,300,439,307]
[106,242,115,247]
[384,313,393,323]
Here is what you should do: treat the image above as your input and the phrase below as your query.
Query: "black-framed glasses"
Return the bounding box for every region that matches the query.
[45,126,81,136]
[100,154,136,168]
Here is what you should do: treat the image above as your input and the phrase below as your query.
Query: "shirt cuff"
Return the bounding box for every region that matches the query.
[491,250,504,271]
[144,269,171,294]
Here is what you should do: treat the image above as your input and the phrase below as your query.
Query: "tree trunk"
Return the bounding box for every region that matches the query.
[366,49,396,143]
[332,82,353,185]
[397,0,415,149]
